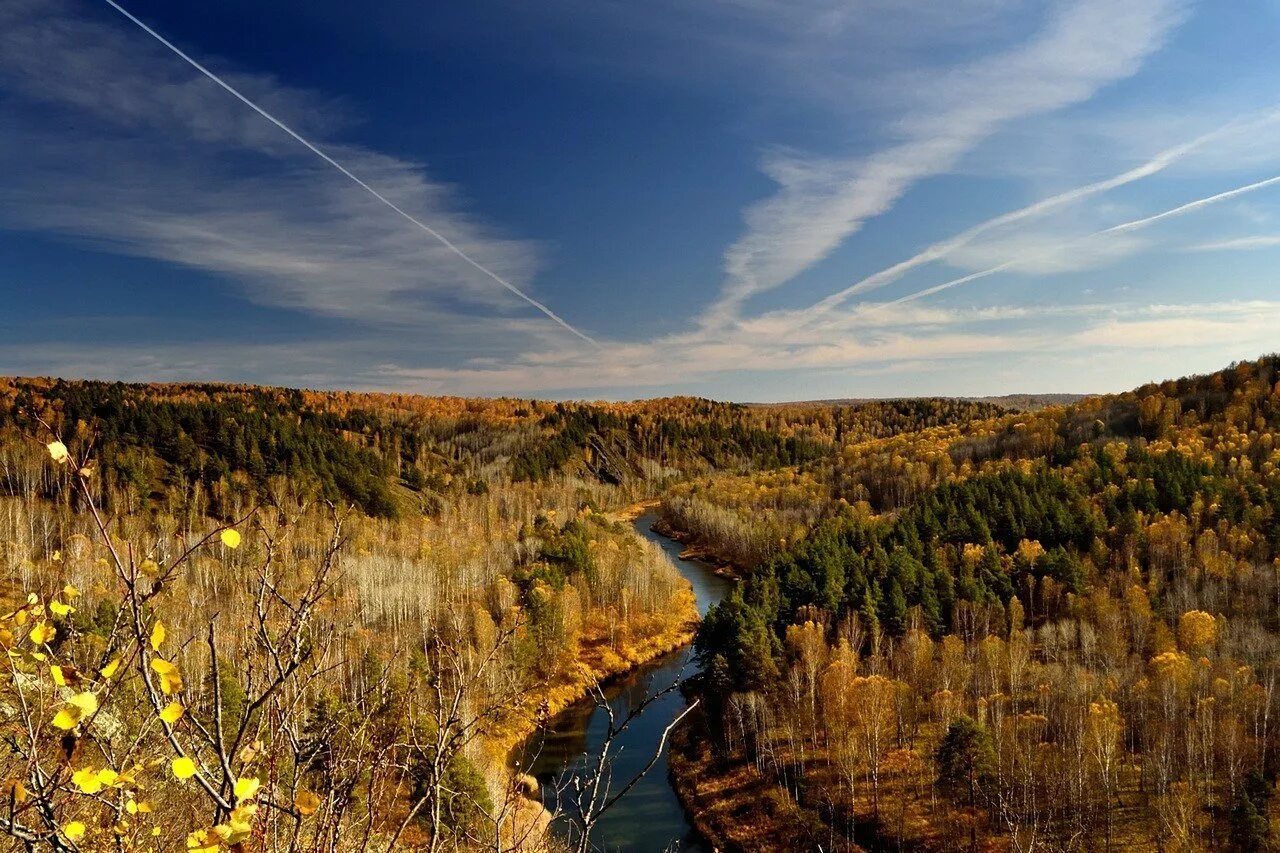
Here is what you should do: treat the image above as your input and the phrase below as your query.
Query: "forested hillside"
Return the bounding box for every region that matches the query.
[685,354,1280,851]
[0,375,1005,851]
[7,357,1277,851]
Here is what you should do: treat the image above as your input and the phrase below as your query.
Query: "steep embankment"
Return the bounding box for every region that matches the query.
[669,705,864,852]
[493,501,700,756]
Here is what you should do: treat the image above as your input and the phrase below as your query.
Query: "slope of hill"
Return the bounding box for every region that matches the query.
[2,355,1278,851]
[679,353,1280,851]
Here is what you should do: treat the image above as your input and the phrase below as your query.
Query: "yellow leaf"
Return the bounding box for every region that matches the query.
[72,767,104,794]
[149,621,165,651]
[160,702,185,725]
[95,768,119,788]
[52,708,79,730]
[233,776,261,802]
[151,658,183,694]
[186,828,219,853]
[50,665,66,686]
[47,441,70,463]
[62,821,86,841]
[68,692,98,718]
[295,789,322,815]
[171,756,196,780]
[29,621,55,645]
[50,600,74,617]
[1,779,28,805]
[78,466,93,478]
[63,584,80,599]
[139,559,159,576]
[224,806,255,843]
[51,550,61,562]
[100,657,121,680]
[220,529,241,549]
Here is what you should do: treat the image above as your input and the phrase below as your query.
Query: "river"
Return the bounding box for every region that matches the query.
[526,510,734,852]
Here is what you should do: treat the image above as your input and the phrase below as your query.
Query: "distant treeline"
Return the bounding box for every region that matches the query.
[2,378,1021,520]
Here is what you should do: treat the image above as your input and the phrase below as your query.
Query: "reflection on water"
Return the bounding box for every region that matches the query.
[523,511,733,852]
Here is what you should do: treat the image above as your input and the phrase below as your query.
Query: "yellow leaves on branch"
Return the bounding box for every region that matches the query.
[71,766,119,795]
[150,658,183,694]
[61,821,86,841]
[189,803,258,849]
[28,620,55,646]
[234,776,261,803]
[71,768,101,794]
[220,528,241,549]
[52,692,99,731]
[46,441,70,463]
[220,804,258,844]
[125,798,152,815]
[100,657,121,680]
[160,702,185,725]
[150,620,166,651]
[186,828,219,853]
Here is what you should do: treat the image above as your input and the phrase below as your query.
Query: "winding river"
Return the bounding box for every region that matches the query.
[527,510,733,852]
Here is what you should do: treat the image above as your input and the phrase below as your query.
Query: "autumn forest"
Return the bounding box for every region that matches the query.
[3,355,1280,852]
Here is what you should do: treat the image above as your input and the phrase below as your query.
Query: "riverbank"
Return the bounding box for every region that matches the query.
[487,501,701,846]
[649,515,745,580]
[668,704,864,852]
[491,586,699,760]
[517,506,736,852]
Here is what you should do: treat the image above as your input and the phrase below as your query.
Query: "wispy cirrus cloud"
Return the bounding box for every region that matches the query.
[6,0,1280,401]
[350,299,1280,397]
[708,0,1190,322]
[1188,235,1280,252]
[0,0,573,340]
[802,108,1280,319]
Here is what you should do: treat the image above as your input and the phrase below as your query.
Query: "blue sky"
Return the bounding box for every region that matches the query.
[2,0,1280,400]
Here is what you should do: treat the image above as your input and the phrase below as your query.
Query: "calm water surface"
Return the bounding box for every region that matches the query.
[525,511,733,852]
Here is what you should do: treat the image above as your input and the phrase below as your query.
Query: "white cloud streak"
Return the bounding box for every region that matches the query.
[832,157,1280,309]
[1189,235,1280,252]
[709,0,1188,322]
[1101,173,1280,236]
[0,0,580,352]
[805,112,1277,318]
[99,0,596,346]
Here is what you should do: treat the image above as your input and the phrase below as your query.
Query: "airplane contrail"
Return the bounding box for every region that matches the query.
[1100,173,1280,236]
[803,112,1280,322]
[886,167,1280,307]
[101,0,599,347]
